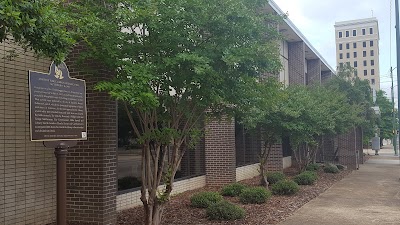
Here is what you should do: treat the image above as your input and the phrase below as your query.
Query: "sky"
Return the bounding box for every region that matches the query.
[273,0,397,102]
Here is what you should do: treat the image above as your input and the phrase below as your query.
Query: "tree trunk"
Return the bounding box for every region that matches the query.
[144,202,165,225]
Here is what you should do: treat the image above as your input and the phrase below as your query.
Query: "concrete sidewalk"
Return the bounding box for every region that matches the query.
[278,146,400,225]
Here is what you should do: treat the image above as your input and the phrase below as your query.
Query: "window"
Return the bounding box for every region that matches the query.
[363,51,367,57]
[362,28,366,35]
[339,31,343,38]
[371,60,375,66]
[339,62,344,68]
[363,42,367,47]
[339,43,343,50]
[364,70,368,76]
[354,70,358,76]
[353,52,357,58]
[370,40,374,47]
[346,30,350,37]
[346,62,351,67]
[354,61,358,67]
[346,43,350,49]
[370,27,373,34]
[353,30,357,36]
[353,42,357,48]
[347,53,350,58]
[371,69,375,75]
[371,78,375,84]
[371,50,374,56]
[340,53,343,59]
[363,60,367,66]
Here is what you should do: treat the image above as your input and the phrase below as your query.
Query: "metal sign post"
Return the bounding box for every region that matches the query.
[29,62,87,225]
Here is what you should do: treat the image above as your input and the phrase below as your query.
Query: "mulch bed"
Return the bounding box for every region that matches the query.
[118,167,352,225]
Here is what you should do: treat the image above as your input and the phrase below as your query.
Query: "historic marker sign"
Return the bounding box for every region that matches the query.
[29,62,87,141]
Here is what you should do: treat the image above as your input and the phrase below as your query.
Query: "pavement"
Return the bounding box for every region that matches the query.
[278,145,400,225]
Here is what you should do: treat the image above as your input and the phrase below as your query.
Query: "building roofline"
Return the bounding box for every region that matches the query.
[334,17,378,27]
[268,0,335,73]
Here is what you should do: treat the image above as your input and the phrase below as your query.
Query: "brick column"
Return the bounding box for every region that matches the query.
[288,41,306,85]
[337,128,357,170]
[321,71,333,84]
[266,144,283,172]
[65,46,117,225]
[306,59,321,85]
[205,117,236,187]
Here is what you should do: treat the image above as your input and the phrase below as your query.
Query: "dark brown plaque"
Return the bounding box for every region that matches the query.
[29,62,87,141]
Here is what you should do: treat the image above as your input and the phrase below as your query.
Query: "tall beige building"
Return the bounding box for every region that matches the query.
[335,18,380,91]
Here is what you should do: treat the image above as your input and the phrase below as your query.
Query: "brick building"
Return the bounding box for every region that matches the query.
[0,1,338,225]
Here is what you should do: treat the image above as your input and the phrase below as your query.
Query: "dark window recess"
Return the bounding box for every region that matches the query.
[346,53,350,58]
[339,44,343,50]
[353,52,357,58]
[370,40,374,47]
[353,43,357,48]
[282,136,292,157]
[364,70,368,76]
[371,69,375,75]
[370,50,374,56]
[363,51,367,57]
[339,31,343,38]
[235,122,260,167]
[353,30,357,36]
[370,27,373,34]
[346,30,350,37]
[340,53,343,59]
[363,60,367,66]
[362,29,366,35]
[371,78,375,84]
[354,61,358,67]
[346,43,350,49]
[371,60,375,66]
[354,70,358,76]
[339,62,344,68]
[363,42,366,47]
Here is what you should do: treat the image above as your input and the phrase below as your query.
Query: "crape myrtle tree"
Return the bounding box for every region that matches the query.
[280,85,360,172]
[0,0,74,62]
[375,90,394,146]
[326,64,377,146]
[238,77,286,187]
[69,0,283,224]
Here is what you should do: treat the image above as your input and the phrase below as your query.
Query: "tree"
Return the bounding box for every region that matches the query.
[0,0,75,62]
[71,1,283,224]
[376,90,394,145]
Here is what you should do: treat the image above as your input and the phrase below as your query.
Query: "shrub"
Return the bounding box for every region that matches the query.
[221,183,247,197]
[118,176,142,191]
[239,187,272,204]
[324,164,340,173]
[306,163,320,171]
[190,192,223,208]
[266,172,286,185]
[336,164,346,170]
[271,180,299,195]
[206,201,245,221]
[293,171,317,185]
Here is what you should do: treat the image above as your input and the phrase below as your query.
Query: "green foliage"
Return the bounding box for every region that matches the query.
[293,171,318,185]
[190,192,223,208]
[306,163,320,171]
[206,201,245,221]
[266,172,286,185]
[271,180,300,195]
[323,164,340,173]
[0,0,75,62]
[239,187,271,204]
[336,164,346,170]
[376,90,395,140]
[221,183,247,197]
[118,176,142,191]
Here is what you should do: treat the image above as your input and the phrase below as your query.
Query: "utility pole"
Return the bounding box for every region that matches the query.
[396,0,400,158]
[391,67,398,155]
